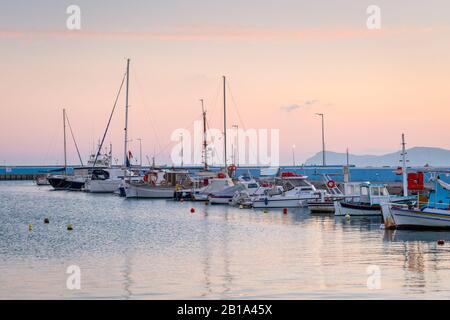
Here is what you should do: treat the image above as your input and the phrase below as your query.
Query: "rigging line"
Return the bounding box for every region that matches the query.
[65,111,84,166]
[152,115,202,159]
[204,77,221,132]
[226,80,247,130]
[226,80,260,164]
[129,64,163,154]
[205,118,221,166]
[93,72,127,168]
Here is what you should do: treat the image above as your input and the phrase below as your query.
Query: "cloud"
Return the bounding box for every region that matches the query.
[281,100,318,112]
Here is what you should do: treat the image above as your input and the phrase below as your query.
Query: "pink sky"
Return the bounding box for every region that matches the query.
[1,2,449,165]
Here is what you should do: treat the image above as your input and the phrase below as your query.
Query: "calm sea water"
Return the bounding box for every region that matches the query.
[1,181,450,299]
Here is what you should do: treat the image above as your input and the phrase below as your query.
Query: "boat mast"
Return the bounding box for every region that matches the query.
[63,108,67,175]
[401,133,408,197]
[124,58,130,168]
[223,76,227,168]
[201,99,208,171]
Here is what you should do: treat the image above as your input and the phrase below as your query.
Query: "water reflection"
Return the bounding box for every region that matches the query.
[2,182,450,299]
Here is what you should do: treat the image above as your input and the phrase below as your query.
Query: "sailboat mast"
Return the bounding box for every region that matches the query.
[63,108,67,175]
[401,133,408,197]
[124,58,130,167]
[223,76,227,168]
[201,99,208,171]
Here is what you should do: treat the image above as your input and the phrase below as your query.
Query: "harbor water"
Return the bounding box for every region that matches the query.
[1,181,450,299]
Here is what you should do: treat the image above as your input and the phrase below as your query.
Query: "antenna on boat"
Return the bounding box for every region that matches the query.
[63,108,67,175]
[200,99,208,171]
[223,76,227,169]
[124,58,131,168]
[401,133,408,196]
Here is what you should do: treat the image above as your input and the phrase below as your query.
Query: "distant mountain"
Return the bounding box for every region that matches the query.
[304,147,450,167]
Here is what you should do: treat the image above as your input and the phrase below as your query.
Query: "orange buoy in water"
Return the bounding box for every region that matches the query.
[283,208,288,214]
[438,240,445,245]
[190,208,195,213]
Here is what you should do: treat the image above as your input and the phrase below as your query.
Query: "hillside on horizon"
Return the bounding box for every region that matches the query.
[305,147,450,167]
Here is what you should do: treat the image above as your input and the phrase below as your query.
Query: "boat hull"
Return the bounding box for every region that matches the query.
[47,176,71,190]
[85,179,122,193]
[125,184,174,198]
[253,197,308,208]
[209,196,233,205]
[382,204,450,229]
[334,201,382,216]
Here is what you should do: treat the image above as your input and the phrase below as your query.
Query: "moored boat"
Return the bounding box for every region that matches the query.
[382,175,450,229]
[252,172,317,208]
[124,170,190,199]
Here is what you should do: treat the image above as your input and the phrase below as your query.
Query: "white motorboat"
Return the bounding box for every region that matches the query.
[252,172,318,208]
[84,167,125,193]
[231,182,274,207]
[382,175,450,229]
[192,172,234,201]
[124,170,190,199]
[209,175,259,205]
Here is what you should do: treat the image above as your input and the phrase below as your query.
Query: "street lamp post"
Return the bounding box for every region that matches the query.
[315,113,326,166]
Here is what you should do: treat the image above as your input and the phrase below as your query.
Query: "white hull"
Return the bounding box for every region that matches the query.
[253,197,308,208]
[125,183,174,198]
[85,179,122,193]
[334,201,381,216]
[382,204,450,229]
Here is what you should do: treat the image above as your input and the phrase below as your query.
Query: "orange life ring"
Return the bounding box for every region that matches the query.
[327,180,336,189]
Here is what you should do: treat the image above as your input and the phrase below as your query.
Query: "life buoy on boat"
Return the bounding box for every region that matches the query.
[327,180,336,189]
[143,174,149,182]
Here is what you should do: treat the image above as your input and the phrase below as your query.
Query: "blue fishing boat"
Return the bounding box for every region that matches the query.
[382,174,450,229]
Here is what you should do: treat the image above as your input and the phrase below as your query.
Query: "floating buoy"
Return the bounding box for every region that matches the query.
[44,218,49,224]
[438,240,445,245]
[67,224,73,231]
[28,224,32,231]
[345,213,351,220]
[283,208,288,214]
[190,208,195,213]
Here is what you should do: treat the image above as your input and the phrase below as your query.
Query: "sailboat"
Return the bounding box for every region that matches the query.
[85,59,132,193]
[47,109,85,190]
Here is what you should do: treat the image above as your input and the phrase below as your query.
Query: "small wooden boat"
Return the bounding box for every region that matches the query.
[382,175,450,229]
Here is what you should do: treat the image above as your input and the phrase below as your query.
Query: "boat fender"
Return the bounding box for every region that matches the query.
[264,198,268,206]
[438,240,445,245]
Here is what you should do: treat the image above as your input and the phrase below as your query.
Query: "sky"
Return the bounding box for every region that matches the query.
[0,0,449,166]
